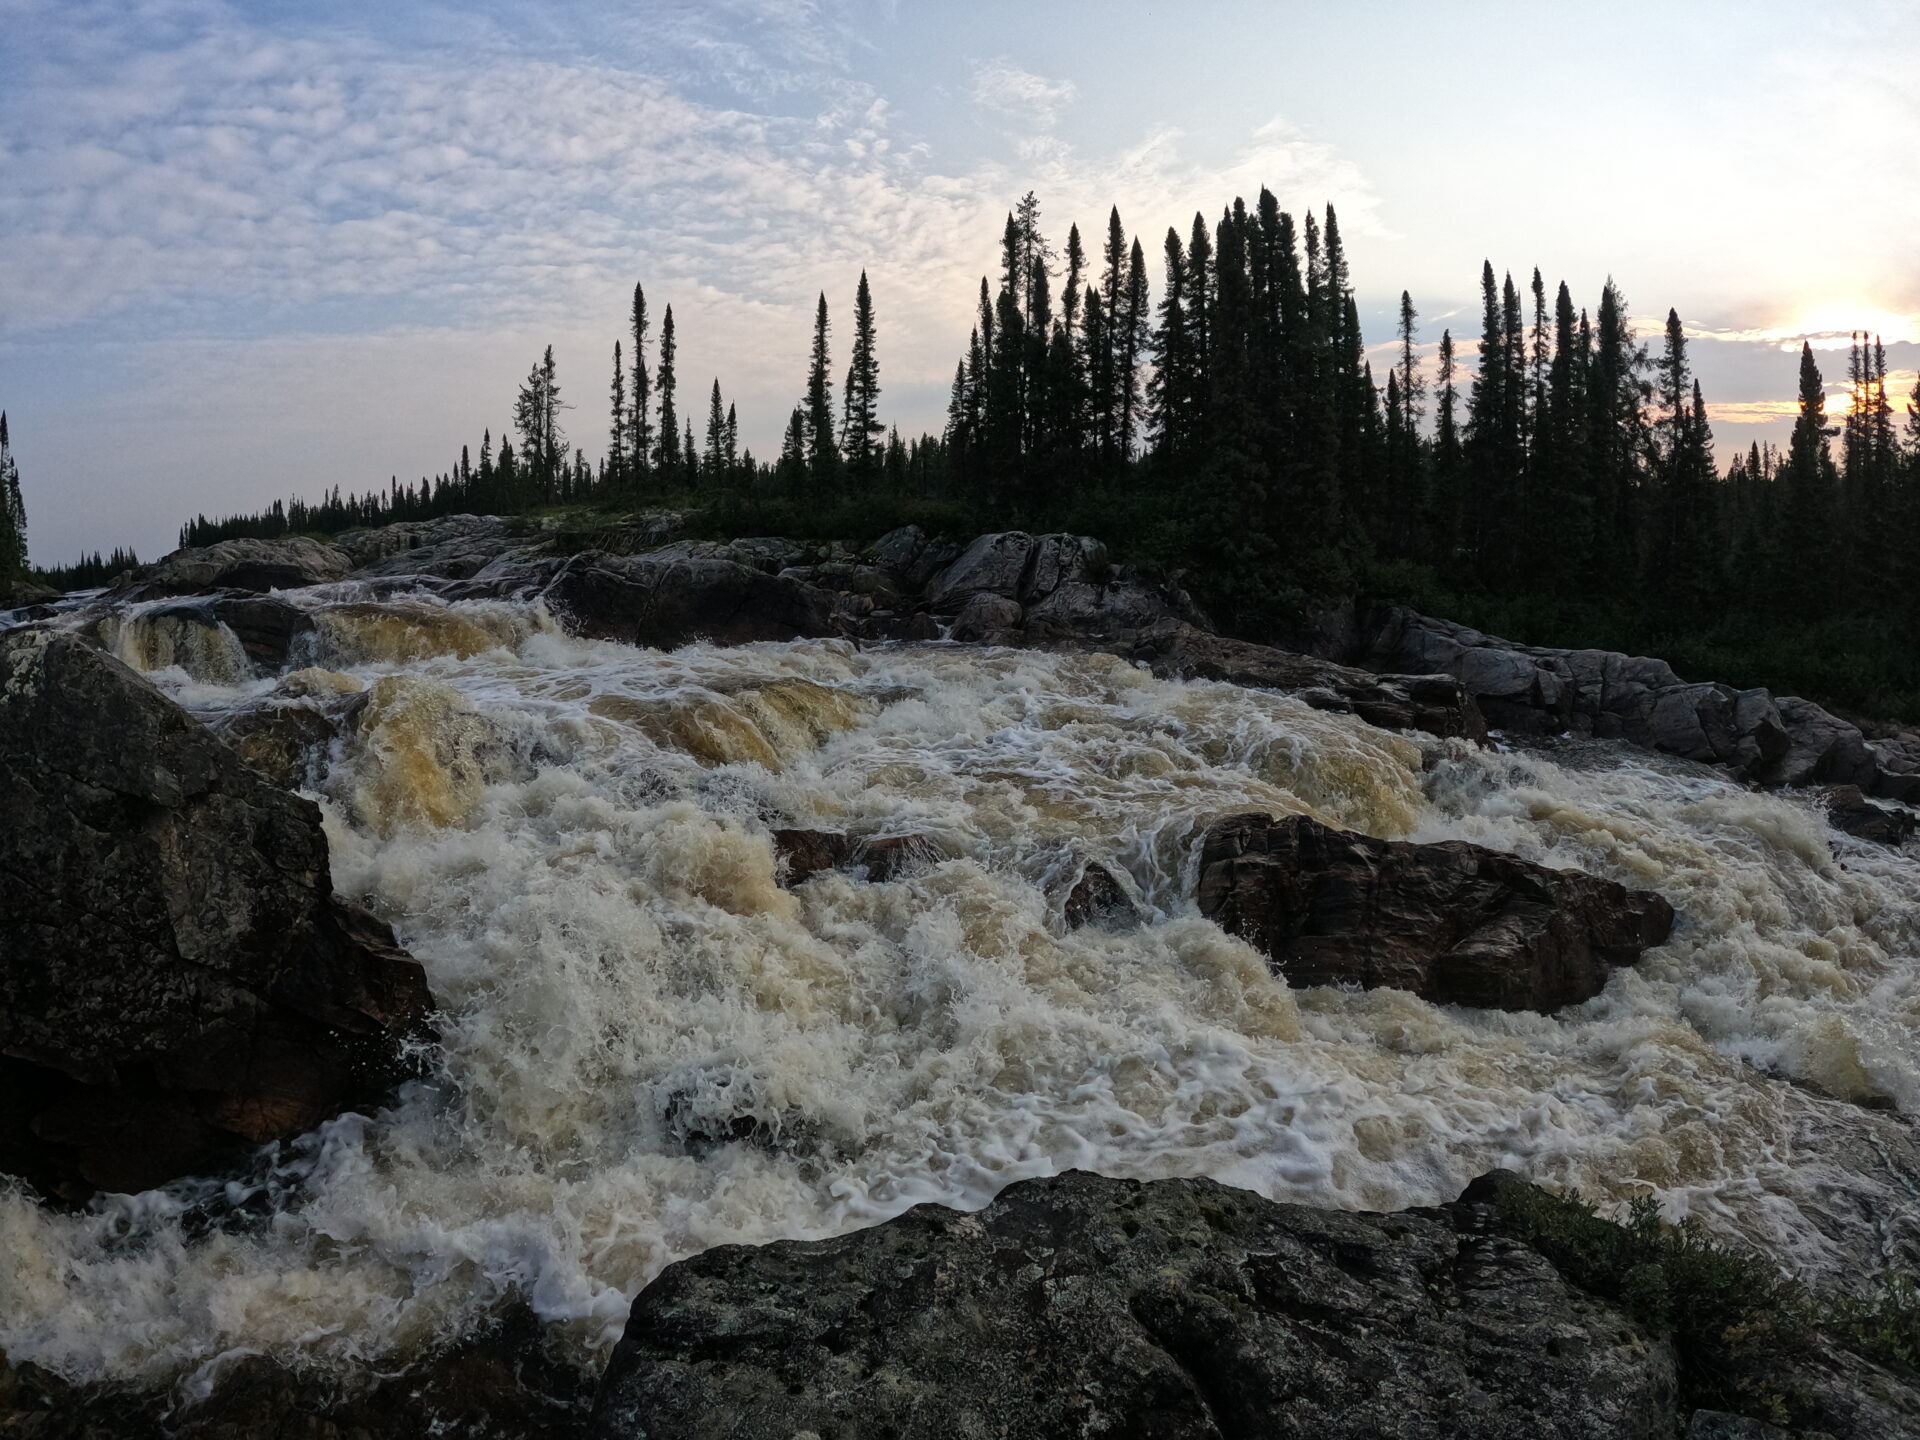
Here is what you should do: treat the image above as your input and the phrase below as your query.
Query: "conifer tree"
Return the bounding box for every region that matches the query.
[704,378,727,483]
[804,292,840,493]
[629,284,653,489]
[656,305,680,480]
[1117,237,1151,460]
[1779,341,1838,610]
[0,414,26,588]
[607,341,628,490]
[842,270,883,484]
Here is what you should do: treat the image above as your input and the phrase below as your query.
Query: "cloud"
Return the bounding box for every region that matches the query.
[969,59,1077,130]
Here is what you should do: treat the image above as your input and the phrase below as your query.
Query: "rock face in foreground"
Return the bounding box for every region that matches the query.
[0,631,433,1199]
[1196,813,1674,1011]
[590,1169,1680,1440]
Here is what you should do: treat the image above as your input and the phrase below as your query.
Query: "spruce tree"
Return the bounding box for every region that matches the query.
[804,292,840,494]
[607,341,628,491]
[842,270,883,485]
[1117,237,1150,460]
[0,414,26,588]
[656,305,680,481]
[704,378,727,483]
[1779,340,1838,610]
[629,284,653,489]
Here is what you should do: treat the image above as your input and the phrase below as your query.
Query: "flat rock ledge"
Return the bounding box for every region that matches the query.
[0,630,433,1200]
[1197,812,1675,1012]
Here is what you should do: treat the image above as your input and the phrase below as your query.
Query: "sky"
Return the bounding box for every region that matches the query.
[3,0,1917,564]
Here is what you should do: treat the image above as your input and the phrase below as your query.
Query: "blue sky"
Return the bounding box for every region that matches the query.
[4,0,1917,562]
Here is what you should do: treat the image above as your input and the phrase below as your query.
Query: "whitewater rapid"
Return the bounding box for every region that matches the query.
[5,590,1919,1390]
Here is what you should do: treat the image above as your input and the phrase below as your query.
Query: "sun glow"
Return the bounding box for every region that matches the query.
[1786,304,1919,349]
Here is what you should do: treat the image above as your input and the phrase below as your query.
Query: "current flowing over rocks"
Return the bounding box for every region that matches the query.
[0,518,1917,1429]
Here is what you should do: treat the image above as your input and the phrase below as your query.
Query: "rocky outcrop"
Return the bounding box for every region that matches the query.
[1332,607,1913,799]
[336,513,535,581]
[915,529,1210,640]
[1196,813,1674,1011]
[1107,619,1486,741]
[117,536,353,599]
[0,631,433,1199]
[590,1168,1682,1440]
[467,545,838,650]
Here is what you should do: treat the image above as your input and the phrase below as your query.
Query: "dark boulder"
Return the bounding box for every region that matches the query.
[1818,785,1915,846]
[1195,813,1673,1012]
[534,548,837,650]
[589,1168,1680,1440]
[209,594,315,669]
[336,513,532,581]
[0,631,433,1200]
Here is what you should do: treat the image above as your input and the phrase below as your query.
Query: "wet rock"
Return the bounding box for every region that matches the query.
[205,672,368,790]
[589,1168,1680,1440]
[534,548,836,649]
[947,591,1024,644]
[208,594,315,669]
[118,536,352,599]
[1818,785,1915,846]
[0,631,433,1200]
[772,828,938,885]
[1685,1413,1793,1439]
[1766,697,1879,789]
[1196,812,1674,1012]
[0,1307,593,1439]
[1102,619,1487,741]
[1060,861,1141,930]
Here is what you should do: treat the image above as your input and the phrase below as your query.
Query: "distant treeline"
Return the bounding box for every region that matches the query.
[169,189,1920,714]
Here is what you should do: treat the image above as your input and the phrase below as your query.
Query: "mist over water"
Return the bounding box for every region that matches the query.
[5,592,1919,1392]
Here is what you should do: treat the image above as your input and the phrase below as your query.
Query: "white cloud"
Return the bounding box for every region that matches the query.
[969,59,1077,130]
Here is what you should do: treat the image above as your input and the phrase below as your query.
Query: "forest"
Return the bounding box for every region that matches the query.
[39,190,1920,718]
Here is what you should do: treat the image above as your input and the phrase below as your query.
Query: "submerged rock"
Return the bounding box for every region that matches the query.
[0,631,433,1200]
[589,1168,1681,1440]
[1196,812,1674,1012]
[1059,859,1142,930]
[771,828,938,885]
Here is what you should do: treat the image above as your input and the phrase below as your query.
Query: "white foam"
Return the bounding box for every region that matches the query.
[4,606,1917,1385]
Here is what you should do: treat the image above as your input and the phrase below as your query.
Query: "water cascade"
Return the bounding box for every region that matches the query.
[5,593,1917,1394]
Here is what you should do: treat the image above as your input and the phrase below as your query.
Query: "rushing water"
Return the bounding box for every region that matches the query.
[4,589,1919,1392]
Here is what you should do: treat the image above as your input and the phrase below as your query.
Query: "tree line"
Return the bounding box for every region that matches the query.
[142,188,1920,713]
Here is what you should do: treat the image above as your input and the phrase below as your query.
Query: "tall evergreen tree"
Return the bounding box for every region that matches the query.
[1117,237,1151,461]
[0,414,26,588]
[656,305,680,480]
[629,284,653,490]
[842,270,883,484]
[1779,340,1838,610]
[704,378,727,483]
[804,292,840,493]
[607,341,628,490]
